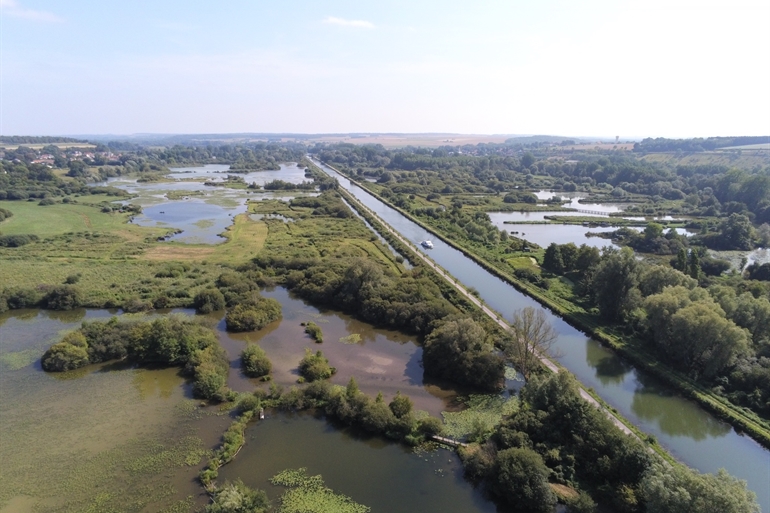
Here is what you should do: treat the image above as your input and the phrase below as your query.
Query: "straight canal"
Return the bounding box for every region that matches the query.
[311,158,770,511]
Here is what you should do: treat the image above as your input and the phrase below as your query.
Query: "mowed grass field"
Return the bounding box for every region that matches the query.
[0,199,154,238]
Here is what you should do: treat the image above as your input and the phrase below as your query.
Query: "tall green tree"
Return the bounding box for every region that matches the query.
[642,462,759,513]
[592,248,641,322]
[490,448,556,513]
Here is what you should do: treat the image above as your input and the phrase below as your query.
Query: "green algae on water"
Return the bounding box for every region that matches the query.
[441,394,519,440]
[339,334,362,345]
[271,468,370,513]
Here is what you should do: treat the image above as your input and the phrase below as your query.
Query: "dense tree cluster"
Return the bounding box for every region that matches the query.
[422,318,505,392]
[255,257,456,336]
[460,372,759,513]
[41,316,230,400]
[213,271,283,332]
[542,242,770,416]
[300,378,441,444]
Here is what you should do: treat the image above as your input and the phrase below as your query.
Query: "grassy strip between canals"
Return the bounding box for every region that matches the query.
[337,170,770,449]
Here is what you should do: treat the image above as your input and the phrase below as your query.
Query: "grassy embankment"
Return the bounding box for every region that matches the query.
[333,169,770,449]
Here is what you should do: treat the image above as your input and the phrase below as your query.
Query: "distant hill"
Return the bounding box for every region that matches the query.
[0,136,88,145]
[633,136,770,153]
[504,135,583,145]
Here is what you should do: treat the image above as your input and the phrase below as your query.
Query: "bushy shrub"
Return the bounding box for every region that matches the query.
[194,289,226,314]
[43,285,82,310]
[304,321,323,343]
[0,234,39,247]
[298,348,334,382]
[225,297,282,332]
[241,344,272,378]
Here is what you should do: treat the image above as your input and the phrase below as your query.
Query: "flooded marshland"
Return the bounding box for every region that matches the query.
[96,163,316,244]
[216,287,459,416]
[0,309,232,513]
[0,285,499,512]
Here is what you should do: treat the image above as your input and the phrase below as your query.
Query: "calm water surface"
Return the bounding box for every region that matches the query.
[98,163,315,244]
[218,411,496,513]
[312,158,770,511]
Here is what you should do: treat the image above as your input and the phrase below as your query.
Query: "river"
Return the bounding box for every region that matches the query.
[311,158,770,511]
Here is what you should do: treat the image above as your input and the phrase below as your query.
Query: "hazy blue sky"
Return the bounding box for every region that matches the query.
[2,0,769,138]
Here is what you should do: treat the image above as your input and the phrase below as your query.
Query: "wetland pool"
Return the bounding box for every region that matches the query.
[96,163,317,244]
[1,288,499,512]
[218,411,497,513]
[0,308,231,513]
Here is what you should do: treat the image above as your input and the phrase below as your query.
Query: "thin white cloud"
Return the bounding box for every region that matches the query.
[0,0,63,23]
[323,16,374,29]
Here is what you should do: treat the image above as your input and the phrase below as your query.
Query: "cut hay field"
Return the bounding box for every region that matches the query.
[640,151,770,168]
[0,200,155,239]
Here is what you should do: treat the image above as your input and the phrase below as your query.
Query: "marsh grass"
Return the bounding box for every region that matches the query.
[441,395,519,441]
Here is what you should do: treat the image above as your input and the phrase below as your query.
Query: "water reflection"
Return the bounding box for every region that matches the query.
[132,367,184,400]
[312,158,770,511]
[40,307,88,323]
[132,199,245,244]
[631,373,731,440]
[585,339,632,385]
[218,411,497,513]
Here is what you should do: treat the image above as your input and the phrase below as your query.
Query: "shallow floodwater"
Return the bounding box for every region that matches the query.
[218,411,496,513]
[97,163,315,244]
[313,158,770,511]
[0,291,498,512]
[0,308,230,513]
[215,287,460,416]
[534,190,625,213]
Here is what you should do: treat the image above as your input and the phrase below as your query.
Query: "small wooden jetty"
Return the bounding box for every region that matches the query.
[431,435,467,448]
[572,208,610,216]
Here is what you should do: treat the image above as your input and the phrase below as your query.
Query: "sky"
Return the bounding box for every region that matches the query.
[1,0,769,138]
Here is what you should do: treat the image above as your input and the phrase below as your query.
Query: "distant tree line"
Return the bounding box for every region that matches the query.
[0,136,88,144]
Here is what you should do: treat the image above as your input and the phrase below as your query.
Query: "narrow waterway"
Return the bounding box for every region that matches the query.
[312,158,770,511]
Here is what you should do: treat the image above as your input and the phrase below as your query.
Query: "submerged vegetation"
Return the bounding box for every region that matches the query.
[270,468,370,513]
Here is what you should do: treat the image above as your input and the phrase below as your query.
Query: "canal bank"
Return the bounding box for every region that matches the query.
[311,157,770,511]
